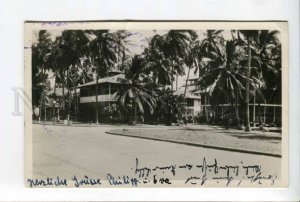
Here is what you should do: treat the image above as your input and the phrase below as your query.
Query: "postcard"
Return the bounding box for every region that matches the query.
[24,21,288,188]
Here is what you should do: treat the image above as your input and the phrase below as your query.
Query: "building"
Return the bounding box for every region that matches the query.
[185,77,282,126]
[177,77,202,116]
[174,89,201,117]
[77,71,129,122]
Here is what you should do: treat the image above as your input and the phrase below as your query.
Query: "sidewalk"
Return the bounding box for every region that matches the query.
[106,125,282,157]
[32,120,187,129]
[33,120,282,135]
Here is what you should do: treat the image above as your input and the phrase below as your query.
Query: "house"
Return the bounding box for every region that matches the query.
[176,77,202,117]
[174,89,201,117]
[77,71,129,122]
[185,77,282,126]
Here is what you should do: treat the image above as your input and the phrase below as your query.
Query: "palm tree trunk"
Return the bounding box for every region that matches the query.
[39,91,43,123]
[176,75,178,91]
[62,71,65,120]
[52,71,57,122]
[272,91,276,123]
[183,67,191,118]
[67,69,71,123]
[95,65,99,124]
[235,89,241,129]
[245,38,251,132]
[183,67,191,98]
[39,66,45,123]
[44,95,47,121]
[44,66,47,122]
[258,100,261,124]
[253,90,256,126]
[74,86,78,121]
[74,64,79,121]
[204,92,209,124]
[171,65,174,91]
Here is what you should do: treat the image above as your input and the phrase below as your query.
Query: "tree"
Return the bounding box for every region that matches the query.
[114,30,132,70]
[88,30,119,124]
[237,31,257,131]
[114,55,157,124]
[145,36,174,87]
[32,30,52,122]
[237,30,281,131]
[182,31,200,100]
[156,88,185,125]
[149,31,192,90]
[49,30,89,122]
[196,30,225,123]
[199,39,262,128]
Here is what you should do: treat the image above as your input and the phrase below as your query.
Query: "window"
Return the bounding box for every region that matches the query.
[186,99,194,107]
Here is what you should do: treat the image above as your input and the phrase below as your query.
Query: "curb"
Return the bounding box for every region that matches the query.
[33,122,180,129]
[105,131,282,158]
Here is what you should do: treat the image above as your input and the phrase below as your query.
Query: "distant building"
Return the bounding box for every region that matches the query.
[174,89,201,117]
[184,77,282,126]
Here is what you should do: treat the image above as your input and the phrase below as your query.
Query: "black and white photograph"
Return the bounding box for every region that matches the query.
[24,21,288,188]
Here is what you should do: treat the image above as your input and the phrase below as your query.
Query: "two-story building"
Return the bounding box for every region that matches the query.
[77,71,129,122]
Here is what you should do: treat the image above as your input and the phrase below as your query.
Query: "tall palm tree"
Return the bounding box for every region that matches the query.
[199,39,262,128]
[195,30,224,123]
[49,30,89,122]
[145,36,174,87]
[182,31,200,100]
[246,30,281,89]
[114,30,132,70]
[32,30,52,122]
[238,30,257,131]
[149,31,192,90]
[88,30,120,124]
[114,55,157,123]
[237,30,280,131]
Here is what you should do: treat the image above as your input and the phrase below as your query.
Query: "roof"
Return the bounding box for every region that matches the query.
[193,87,211,94]
[187,77,199,81]
[77,74,130,88]
[47,87,81,97]
[174,89,201,99]
[107,69,124,74]
[46,88,68,97]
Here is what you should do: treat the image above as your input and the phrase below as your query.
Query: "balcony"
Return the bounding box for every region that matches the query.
[80,94,118,103]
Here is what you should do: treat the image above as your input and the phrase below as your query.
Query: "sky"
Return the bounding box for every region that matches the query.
[33,29,233,90]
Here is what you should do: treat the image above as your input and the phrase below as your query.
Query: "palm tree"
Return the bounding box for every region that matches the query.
[149,31,192,90]
[238,31,257,131]
[66,31,89,120]
[156,88,185,125]
[32,30,52,122]
[182,31,201,100]
[237,30,280,131]
[114,30,132,70]
[88,30,120,124]
[49,30,89,122]
[114,55,157,124]
[145,36,174,87]
[195,30,225,123]
[199,39,262,128]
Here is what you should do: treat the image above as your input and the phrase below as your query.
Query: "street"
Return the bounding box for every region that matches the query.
[30,124,282,187]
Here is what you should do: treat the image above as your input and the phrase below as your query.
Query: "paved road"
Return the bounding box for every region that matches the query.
[30,124,282,187]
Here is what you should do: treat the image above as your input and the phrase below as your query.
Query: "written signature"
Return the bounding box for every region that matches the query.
[27,157,278,187]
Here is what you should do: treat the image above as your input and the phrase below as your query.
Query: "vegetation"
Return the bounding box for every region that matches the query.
[32,29,281,129]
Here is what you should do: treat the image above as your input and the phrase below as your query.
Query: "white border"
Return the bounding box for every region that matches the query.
[0,0,299,201]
